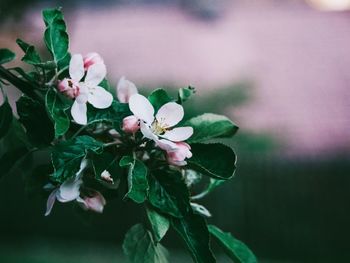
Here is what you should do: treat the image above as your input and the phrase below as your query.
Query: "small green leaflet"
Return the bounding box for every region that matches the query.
[185,113,238,143]
[51,135,103,183]
[148,89,173,112]
[16,39,41,65]
[146,208,170,243]
[119,156,148,203]
[188,143,237,180]
[123,224,169,263]
[0,49,15,64]
[208,225,258,263]
[178,86,196,104]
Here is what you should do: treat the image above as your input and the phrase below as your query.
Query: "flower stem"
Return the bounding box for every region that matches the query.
[0,65,43,102]
[103,141,120,148]
[71,125,87,139]
[46,65,69,87]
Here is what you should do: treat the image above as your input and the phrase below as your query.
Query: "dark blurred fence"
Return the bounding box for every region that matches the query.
[1,154,349,262]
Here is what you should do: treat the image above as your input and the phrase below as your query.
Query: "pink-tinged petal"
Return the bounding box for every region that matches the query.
[71,100,87,125]
[83,52,104,70]
[117,76,138,103]
[160,127,193,142]
[88,86,113,109]
[156,102,184,128]
[122,115,140,134]
[156,139,177,151]
[129,94,154,124]
[58,78,70,92]
[57,178,82,202]
[80,191,106,213]
[69,54,85,82]
[58,79,80,99]
[85,63,106,86]
[101,170,114,183]
[166,141,192,166]
[140,121,158,140]
[45,189,58,216]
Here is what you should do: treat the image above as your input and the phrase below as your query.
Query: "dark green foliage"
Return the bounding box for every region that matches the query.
[0,49,15,64]
[16,95,54,147]
[51,136,103,183]
[188,143,237,180]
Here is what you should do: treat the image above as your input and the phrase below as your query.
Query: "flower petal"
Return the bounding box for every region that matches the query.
[160,126,193,142]
[156,102,184,128]
[140,121,158,141]
[85,63,106,86]
[156,139,177,151]
[117,76,138,103]
[129,94,154,124]
[81,191,106,213]
[45,189,58,216]
[88,86,113,109]
[71,100,87,125]
[69,54,85,82]
[57,178,82,202]
[83,52,104,70]
[122,115,140,134]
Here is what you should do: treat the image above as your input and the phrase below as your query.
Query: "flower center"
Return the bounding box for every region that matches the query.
[151,120,167,135]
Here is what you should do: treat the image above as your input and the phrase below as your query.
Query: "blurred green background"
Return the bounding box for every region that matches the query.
[1,0,350,262]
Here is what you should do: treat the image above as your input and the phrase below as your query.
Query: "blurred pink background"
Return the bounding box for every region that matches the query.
[1,0,350,156]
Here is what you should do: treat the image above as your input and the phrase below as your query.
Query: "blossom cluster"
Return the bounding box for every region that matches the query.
[48,53,195,215]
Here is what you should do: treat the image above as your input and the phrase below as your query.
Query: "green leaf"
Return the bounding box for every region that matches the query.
[51,135,103,183]
[171,213,216,263]
[87,101,130,127]
[42,8,69,65]
[16,95,54,147]
[123,224,169,263]
[208,225,257,263]
[148,169,191,218]
[119,156,148,203]
[188,143,236,180]
[46,89,70,137]
[185,113,238,143]
[178,86,196,104]
[16,39,42,66]
[146,208,170,243]
[0,99,13,139]
[148,89,173,112]
[0,49,15,64]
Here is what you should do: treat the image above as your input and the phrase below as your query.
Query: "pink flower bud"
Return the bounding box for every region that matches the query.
[122,115,140,133]
[116,77,138,103]
[81,191,106,213]
[58,78,80,99]
[166,142,192,166]
[83,52,104,70]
